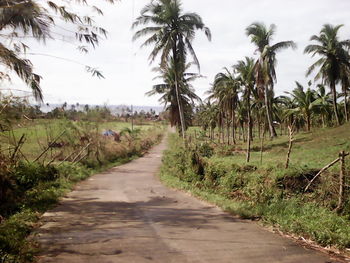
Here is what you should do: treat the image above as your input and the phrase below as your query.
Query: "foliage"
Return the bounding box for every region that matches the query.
[160,129,350,249]
[305,24,350,125]
[0,123,164,262]
[0,0,115,100]
[133,0,211,136]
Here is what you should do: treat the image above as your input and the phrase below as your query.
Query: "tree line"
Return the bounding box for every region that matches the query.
[133,0,350,152]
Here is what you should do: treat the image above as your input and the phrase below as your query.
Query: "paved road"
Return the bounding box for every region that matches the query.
[36,134,340,263]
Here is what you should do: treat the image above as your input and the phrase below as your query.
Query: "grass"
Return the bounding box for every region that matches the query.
[159,125,350,250]
[0,122,165,263]
[0,119,157,160]
[189,124,350,169]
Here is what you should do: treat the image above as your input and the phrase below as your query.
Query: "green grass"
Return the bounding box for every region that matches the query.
[0,123,165,262]
[189,123,350,169]
[0,119,157,160]
[159,126,350,250]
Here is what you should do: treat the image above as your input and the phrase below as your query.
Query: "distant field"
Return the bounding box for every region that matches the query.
[0,119,157,160]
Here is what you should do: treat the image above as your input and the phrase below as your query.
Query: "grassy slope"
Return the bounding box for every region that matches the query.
[160,124,350,251]
[190,123,350,169]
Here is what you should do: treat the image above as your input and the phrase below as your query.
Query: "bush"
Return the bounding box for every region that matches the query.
[13,163,59,190]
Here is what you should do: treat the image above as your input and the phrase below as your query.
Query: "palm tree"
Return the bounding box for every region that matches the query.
[196,102,219,139]
[133,0,211,139]
[314,84,333,128]
[285,82,317,131]
[246,22,296,138]
[208,68,239,144]
[147,59,201,128]
[304,24,350,126]
[235,57,255,162]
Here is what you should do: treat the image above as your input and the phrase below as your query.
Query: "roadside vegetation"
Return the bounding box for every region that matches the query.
[0,99,164,263]
[133,0,350,255]
[160,127,350,250]
[1,0,350,260]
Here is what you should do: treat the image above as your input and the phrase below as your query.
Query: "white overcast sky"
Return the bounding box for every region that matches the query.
[4,0,350,106]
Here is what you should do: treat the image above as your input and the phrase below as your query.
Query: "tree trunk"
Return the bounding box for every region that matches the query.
[306,114,311,132]
[264,85,277,138]
[231,104,236,144]
[241,122,246,142]
[227,117,230,145]
[260,124,266,165]
[172,44,186,141]
[331,82,340,126]
[221,111,225,144]
[343,84,349,122]
[321,114,325,128]
[246,90,252,162]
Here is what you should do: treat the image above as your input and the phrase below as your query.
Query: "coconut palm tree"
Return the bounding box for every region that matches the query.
[133,0,211,139]
[304,24,350,126]
[285,82,317,131]
[147,59,201,128]
[246,22,296,138]
[235,57,255,162]
[207,68,239,144]
[314,84,333,128]
[196,102,219,139]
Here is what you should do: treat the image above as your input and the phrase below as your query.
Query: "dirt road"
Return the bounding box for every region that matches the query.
[36,134,340,263]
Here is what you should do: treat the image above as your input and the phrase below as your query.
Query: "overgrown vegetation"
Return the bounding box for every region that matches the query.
[0,115,164,262]
[160,127,350,250]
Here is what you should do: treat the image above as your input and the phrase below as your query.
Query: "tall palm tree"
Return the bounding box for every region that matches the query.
[147,59,201,128]
[246,22,296,138]
[235,57,255,162]
[304,24,350,126]
[133,0,211,139]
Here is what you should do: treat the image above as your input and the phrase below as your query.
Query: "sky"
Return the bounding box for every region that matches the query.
[3,0,350,107]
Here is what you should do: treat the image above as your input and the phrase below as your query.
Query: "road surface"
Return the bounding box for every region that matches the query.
[36,134,340,263]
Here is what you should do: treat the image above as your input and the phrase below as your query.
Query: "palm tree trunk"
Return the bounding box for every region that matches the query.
[343,84,349,122]
[221,111,225,143]
[172,44,186,141]
[331,82,340,125]
[227,117,230,145]
[306,114,311,132]
[321,114,325,128]
[264,85,277,138]
[246,90,252,162]
[258,116,261,139]
[174,77,186,139]
[231,104,236,144]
